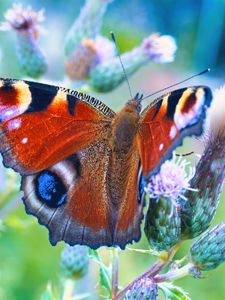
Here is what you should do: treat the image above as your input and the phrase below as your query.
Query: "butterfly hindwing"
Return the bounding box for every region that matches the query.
[22,139,145,249]
[0,78,114,175]
[138,86,213,178]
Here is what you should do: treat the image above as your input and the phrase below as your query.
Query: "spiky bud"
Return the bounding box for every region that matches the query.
[190,222,225,271]
[124,278,158,300]
[65,0,113,56]
[144,197,181,252]
[60,245,89,279]
[89,33,177,92]
[0,4,47,78]
[181,86,225,239]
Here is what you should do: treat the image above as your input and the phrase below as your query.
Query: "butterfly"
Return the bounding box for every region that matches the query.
[0,78,212,249]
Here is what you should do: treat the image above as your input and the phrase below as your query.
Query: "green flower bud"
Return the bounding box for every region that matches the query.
[190,222,225,271]
[16,31,47,78]
[0,4,47,78]
[65,0,113,56]
[144,197,181,252]
[124,278,158,300]
[60,245,89,279]
[89,48,147,92]
[181,87,225,239]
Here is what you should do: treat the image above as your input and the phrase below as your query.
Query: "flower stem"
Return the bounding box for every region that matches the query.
[154,262,193,282]
[111,248,119,298]
[113,244,180,300]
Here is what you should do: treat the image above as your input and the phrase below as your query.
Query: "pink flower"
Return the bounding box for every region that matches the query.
[142,33,177,63]
[146,153,195,200]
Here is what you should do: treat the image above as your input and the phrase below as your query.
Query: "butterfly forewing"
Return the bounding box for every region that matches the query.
[0,78,114,174]
[138,86,212,178]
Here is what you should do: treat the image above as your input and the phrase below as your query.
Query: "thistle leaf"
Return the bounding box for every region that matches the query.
[159,282,191,300]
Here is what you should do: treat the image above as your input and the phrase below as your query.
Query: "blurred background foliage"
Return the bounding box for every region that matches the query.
[0,0,225,300]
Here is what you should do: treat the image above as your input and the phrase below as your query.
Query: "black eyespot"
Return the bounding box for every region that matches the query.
[35,170,67,207]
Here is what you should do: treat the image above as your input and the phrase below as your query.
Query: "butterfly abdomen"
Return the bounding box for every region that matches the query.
[108,101,141,209]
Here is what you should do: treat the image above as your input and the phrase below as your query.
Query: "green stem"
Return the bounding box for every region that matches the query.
[154,262,193,282]
[113,244,180,300]
[111,248,119,298]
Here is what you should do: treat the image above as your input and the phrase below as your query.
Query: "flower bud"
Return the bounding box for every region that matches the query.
[124,278,158,300]
[1,4,47,78]
[65,0,113,56]
[144,197,181,252]
[60,245,89,279]
[65,36,115,80]
[181,86,225,239]
[190,222,225,271]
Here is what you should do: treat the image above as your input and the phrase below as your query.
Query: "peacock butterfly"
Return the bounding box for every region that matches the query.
[0,78,212,249]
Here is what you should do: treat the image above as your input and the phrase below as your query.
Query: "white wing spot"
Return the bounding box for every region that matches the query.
[21,137,28,144]
[9,119,21,130]
[159,143,164,151]
[170,125,177,139]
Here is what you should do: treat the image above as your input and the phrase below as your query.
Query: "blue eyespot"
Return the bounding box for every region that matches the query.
[35,171,67,207]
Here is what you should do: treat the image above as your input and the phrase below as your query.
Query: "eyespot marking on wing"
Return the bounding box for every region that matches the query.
[35,170,67,208]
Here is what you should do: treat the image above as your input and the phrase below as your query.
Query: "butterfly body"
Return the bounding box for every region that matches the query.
[0,79,212,249]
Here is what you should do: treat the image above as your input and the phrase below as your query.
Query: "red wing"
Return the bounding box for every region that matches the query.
[137,86,212,178]
[0,78,115,175]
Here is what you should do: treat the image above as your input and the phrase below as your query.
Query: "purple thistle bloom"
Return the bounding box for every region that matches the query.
[146,153,195,201]
[142,33,177,63]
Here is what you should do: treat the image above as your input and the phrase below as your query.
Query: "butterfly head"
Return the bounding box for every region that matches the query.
[126,93,143,114]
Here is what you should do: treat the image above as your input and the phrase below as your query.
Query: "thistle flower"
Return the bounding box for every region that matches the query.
[146,153,195,201]
[144,154,194,252]
[65,0,113,56]
[89,33,177,92]
[65,36,115,80]
[190,222,225,271]
[142,33,177,63]
[60,245,89,279]
[124,278,158,300]
[0,4,47,78]
[181,86,225,239]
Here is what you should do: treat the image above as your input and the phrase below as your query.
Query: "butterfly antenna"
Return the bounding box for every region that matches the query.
[110,31,133,99]
[142,68,211,101]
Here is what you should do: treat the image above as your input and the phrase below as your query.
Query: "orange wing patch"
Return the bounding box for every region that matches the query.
[0,79,114,175]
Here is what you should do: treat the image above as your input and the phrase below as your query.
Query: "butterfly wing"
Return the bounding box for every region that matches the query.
[0,78,119,248]
[22,140,115,248]
[0,78,115,175]
[22,141,145,249]
[138,86,212,178]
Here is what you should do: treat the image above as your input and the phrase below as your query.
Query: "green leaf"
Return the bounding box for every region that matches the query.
[41,281,62,300]
[99,264,111,296]
[88,249,111,296]
[159,282,191,300]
